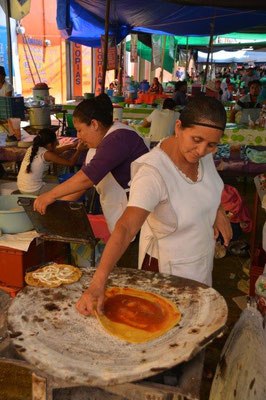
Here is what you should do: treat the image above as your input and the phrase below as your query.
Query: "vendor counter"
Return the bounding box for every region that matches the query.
[135,93,171,105]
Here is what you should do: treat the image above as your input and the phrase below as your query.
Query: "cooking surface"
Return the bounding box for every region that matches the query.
[8,268,227,386]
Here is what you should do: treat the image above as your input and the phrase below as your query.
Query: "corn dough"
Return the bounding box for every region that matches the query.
[96,287,181,343]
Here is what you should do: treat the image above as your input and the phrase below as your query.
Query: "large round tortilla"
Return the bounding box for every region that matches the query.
[96,287,181,343]
[25,263,82,288]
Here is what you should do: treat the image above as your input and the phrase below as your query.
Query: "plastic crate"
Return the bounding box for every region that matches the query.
[0,96,25,119]
[249,247,266,296]
[0,239,68,287]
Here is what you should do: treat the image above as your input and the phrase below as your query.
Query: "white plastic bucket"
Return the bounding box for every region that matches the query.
[32,88,50,102]
[0,182,18,195]
[113,105,123,122]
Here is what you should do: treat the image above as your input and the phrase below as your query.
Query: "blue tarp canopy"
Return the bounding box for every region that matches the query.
[56,0,266,47]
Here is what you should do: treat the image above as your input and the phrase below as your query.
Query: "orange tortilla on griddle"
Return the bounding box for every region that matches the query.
[96,287,181,343]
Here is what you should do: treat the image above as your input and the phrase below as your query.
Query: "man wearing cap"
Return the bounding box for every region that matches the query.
[0,66,13,97]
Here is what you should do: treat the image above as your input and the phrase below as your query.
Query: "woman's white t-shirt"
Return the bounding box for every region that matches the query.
[146,109,179,141]
[17,146,50,193]
[0,81,14,96]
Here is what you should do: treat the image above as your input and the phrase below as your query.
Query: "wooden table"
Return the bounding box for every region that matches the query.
[0,137,86,165]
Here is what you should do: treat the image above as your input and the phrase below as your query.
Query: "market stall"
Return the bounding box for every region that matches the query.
[135,93,171,105]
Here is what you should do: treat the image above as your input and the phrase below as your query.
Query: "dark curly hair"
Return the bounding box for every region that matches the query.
[26,129,57,173]
[73,93,113,127]
[179,96,226,130]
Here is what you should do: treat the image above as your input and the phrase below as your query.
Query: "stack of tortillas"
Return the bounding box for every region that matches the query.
[25,263,82,288]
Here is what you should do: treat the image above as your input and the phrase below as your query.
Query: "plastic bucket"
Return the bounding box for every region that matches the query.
[0,182,18,195]
[113,105,123,122]
[58,173,85,202]
[0,194,35,234]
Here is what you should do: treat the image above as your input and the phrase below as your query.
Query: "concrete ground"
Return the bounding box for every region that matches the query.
[0,177,265,399]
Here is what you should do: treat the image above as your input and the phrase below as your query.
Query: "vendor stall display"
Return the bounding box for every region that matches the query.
[135,93,170,105]
[222,125,266,146]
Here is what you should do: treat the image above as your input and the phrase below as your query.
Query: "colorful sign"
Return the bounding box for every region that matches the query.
[73,43,82,96]
[95,47,103,96]
[130,34,138,63]
[101,35,117,70]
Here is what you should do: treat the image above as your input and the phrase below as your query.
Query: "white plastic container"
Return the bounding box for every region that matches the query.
[113,105,123,122]
[32,88,50,103]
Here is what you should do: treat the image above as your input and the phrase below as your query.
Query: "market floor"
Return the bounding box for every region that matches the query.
[0,178,264,400]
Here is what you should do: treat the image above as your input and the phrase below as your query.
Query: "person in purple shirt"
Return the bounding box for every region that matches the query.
[34,94,149,233]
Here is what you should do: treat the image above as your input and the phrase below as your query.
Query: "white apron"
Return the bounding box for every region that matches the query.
[85,122,146,233]
[131,147,224,285]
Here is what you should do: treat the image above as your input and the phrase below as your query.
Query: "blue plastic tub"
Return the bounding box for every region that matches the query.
[0,194,35,234]
[58,173,85,202]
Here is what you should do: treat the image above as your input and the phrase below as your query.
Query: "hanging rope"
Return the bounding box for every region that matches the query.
[23,34,42,83]
[22,34,36,86]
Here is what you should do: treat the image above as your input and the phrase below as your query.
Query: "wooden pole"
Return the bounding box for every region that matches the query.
[118,40,123,96]
[203,10,216,87]
[160,35,167,84]
[101,0,111,94]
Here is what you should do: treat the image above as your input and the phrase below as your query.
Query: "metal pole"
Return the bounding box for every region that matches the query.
[185,36,189,79]
[5,0,13,85]
[101,0,111,94]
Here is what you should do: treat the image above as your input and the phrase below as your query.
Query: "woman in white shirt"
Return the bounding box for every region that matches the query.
[142,98,179,144]
[0,66,13,97]
[17,129,83,195]
[75,96,233,316]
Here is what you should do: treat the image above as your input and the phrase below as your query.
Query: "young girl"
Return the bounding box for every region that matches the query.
[17,129,84,195]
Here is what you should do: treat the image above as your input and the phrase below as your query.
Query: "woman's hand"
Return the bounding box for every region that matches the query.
[77,140,88,152]
[75,278,106,316]
[34,192,57,215]
[213,205,233,247]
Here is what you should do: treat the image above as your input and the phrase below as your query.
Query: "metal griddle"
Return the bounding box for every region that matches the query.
[8,268,228,388]
[18,197,99,264]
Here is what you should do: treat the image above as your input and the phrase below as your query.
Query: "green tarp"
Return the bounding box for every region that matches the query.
[126,36,176,73]
[126,33,266,72]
